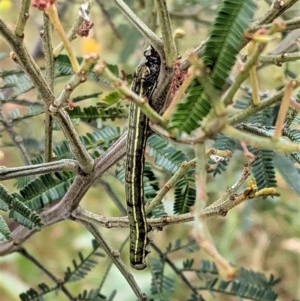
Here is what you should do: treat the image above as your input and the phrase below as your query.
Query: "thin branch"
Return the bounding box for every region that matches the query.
[222,124,300,153]
[94,0,121,40]
[53,2,92,57]
[191,227,238,280]
[273,80,295,140]
[260,51,300,64]
[72,185,278,230]
[50,54,99,110]
[72,206,191,229]
[194,143,207,212]
[154,0,177,66]
[228,88,284,125]
[0,19,55,104]
[0,131,128,256]
[113,0,163,56]
[145,159,197,213]
[99,179,125,214]
[281,16,300,31]
[251,0,300,28]
[222,42,266,106]
[79,221,148,301]
[191,142,236,280]
[18,247,74,300]
[254,17,300,32]
[98,236,129,292]
[0,159,79,180]
[51,109,94,173]
[14,0,30,38]
[0,19,95,172]
[151,243,203,299]
[42,13,55,162]
[45,4,80,72]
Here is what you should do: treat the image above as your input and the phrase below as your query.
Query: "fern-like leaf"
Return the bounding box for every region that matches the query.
[203,0,256,89]
[18,172,74,211]
[234,92,278,126]
[0,185,42,229]
[166,238,199,254]
[100,90,122,106]
[148,134,187,173]
[283,128,300,164]
[81,126,120,152]
[30,126,120,166]
[0,215,10,241]
[64,240,105,283]
[54,54,111,87]
[191,260,278,301]
[9,197,43,229]
[0,69,34,100]
[77,288,111,301]
[0,184,10,211]
[149,257,174,297]
[8,104,43,122]
[19,283,50,301]
[251,149,277,189]
[150,203,167,218]
[173,176,196,214]
[168,82,211,133]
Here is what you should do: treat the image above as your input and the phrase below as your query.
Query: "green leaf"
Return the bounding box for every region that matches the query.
[190,260,279,301]
[173,177,196,214]
[234,92,279,126]
[203,0,257,89]
[19,172,74,211]
[31,126,120,165]
[100,90,122,106]
[9,197,43,229]
[0,69,34,100]
[19,283,50,301]
[168,81,211,133]
[0,184,11,211]
[149,257,174,297]
[148,134,187,173]
[251,149,277,190]
[0,186,41,229]
[64,240,105,283]
[54,54,110,87]
[0,215,10,241]
[77,288,110,301]
[283,128,300,164]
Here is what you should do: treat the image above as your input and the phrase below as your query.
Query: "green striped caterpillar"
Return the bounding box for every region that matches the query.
[125,47,161,269]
